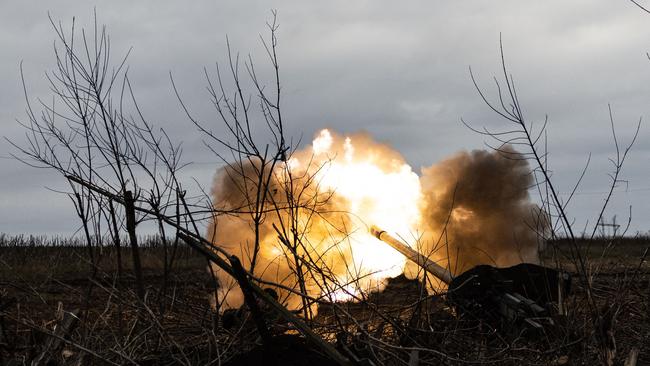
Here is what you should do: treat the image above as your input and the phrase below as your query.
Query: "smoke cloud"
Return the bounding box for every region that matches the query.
[207,131,546,311]
[408,146,546,288]
[206,158,351,312]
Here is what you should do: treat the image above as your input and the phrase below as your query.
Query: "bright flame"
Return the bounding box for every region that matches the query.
[302,129,422,298]
[208,129,542,312]
[207,128,423,310]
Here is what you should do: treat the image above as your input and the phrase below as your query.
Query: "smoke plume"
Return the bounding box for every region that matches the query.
[207,130,546,311]
[206,158,350,312]
[407,146,546,289]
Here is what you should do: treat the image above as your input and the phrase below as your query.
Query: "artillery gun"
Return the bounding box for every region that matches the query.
[370,226,570,330]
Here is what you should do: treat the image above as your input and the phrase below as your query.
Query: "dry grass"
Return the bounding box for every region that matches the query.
[0,235,648,365]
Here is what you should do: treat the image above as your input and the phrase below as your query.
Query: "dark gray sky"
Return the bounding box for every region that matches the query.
[2,1,650,235]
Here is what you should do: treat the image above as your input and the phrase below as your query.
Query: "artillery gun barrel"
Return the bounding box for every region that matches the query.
[369,225,453,284]
[370,225,568,331]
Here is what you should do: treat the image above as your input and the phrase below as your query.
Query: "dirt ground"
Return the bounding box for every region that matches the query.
[0,238,648,365]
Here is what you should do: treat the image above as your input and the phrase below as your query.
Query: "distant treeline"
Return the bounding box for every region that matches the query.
[0,233,187,248]
[2,232,650,249]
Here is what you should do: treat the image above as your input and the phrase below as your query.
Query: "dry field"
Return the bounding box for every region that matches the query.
[0,235,648,365]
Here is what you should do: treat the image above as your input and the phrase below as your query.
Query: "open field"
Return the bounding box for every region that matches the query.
[0,235,648,365]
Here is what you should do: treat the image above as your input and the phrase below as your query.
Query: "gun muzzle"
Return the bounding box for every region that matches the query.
[370,225,453,284]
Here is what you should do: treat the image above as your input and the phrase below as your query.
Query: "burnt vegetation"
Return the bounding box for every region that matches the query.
[1,12,649,366]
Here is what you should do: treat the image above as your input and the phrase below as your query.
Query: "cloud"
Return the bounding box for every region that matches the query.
[1,0,649,234]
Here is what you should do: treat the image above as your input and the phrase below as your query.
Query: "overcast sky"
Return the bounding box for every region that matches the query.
[1,0,650,236]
